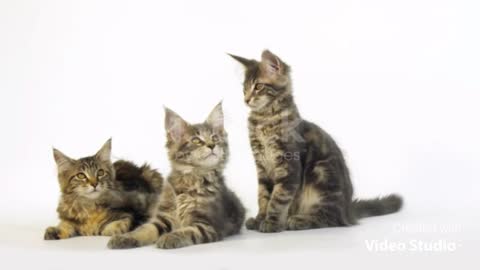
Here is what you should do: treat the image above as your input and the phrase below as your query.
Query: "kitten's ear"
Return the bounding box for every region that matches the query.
[53,148,74,171]
[206,102,224,132]
[260,50,285,76]
[228,53,255,68]
[165,107,189,142]
[95,138,112,162]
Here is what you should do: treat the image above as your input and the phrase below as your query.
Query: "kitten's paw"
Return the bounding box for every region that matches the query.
[101,219,131,236]
[44,227,60,240]
[108,235,139,249]
[258,220,284,233]
[156,233,193,249]
[245,217,260,230]
[287,216,311,231]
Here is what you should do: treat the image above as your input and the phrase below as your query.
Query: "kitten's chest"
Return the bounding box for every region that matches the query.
[76,207,110,235]
[251,124,285,175]
[172,174,219,225]
[59,197,114,235]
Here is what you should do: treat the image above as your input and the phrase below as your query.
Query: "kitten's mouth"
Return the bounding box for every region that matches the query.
[83,190,101,199]
[204,153,217,158]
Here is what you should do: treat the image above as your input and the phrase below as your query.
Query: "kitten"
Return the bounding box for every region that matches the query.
[108,103,245,249]
[229,50,403,233]
[44,139,163,240]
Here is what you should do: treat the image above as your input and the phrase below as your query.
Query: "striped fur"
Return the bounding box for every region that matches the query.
[108,103,245,249]
[45,139,133,239]
[158,103,245,249]
[230,50,403,233]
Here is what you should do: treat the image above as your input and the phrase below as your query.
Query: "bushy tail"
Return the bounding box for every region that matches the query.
[113,160,164,193]
[352,194,403,219]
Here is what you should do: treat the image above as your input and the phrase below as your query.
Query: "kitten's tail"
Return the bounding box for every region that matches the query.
[114,160,164,193]
[352,194,403,219]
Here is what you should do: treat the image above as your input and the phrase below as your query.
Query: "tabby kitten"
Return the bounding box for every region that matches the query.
[44,139,163,240]
[230,50,402,233]
[108,103,245,249]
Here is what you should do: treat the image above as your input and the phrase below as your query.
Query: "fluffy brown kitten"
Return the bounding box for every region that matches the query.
[160,103,246,249]
[44,139,162,240]
[230,50,402,233]
[108,103,245,249]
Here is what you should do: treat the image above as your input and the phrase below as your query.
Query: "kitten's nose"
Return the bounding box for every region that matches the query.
[245,92,253,104]
[91,182,98,188]
[207,144,215,150]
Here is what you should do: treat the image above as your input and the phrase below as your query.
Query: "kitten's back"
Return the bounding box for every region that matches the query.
[114,160,163,193]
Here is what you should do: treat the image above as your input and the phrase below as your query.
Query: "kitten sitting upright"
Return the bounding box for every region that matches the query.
[159,103,245,248]
[230,50,403,233]
[44,139,162,240]
[108,103,245,249]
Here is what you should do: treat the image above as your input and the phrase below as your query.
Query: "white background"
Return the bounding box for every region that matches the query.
[1,0,479,269]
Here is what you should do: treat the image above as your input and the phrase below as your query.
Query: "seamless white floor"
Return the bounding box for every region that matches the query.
[1,209,477,270]
[1,0,479,269]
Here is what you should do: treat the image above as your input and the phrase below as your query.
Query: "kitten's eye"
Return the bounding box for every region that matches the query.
[77,173,87,180]
[254,83,265,91]
[191,137,203,145]
[211,135,219,142]
[97,169,105,177]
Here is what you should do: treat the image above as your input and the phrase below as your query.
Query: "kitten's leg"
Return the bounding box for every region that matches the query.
[246,175,272,230]
[108,181,177,249]
[156,223,219,249]
[44,221,76,240]
[101,216,132,236]
[287,204,350,230]
[258,182,298,233]
[258,163,301,233]
[108,213,175,249]
[287,162,350,230]
[286,214,328,230]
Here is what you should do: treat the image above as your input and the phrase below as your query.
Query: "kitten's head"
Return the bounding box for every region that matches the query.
[229,50,291,111]
[53,139,115,199]
[165,103,228,171]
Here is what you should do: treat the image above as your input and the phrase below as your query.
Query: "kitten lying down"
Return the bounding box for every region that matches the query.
[44,139,162,240]
[45,103,246,250]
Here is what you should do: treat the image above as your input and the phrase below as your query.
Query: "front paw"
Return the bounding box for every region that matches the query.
[287,216,312,230]
[108,234,139,249]
[44,227,60,240]
[258,220,284,233]
[245,217,261,230]
[101,220,131,236]
[156,233,193,249]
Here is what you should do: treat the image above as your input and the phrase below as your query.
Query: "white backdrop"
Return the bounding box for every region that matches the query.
[1,0,479,269]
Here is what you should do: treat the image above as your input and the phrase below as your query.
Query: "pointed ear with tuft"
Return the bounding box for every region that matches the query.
[228,53,255,68]
[96,138,112,162]
[165,107,189,142]
[53,148,75,171]
[206,102,224,132]
[260,49,285,76]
